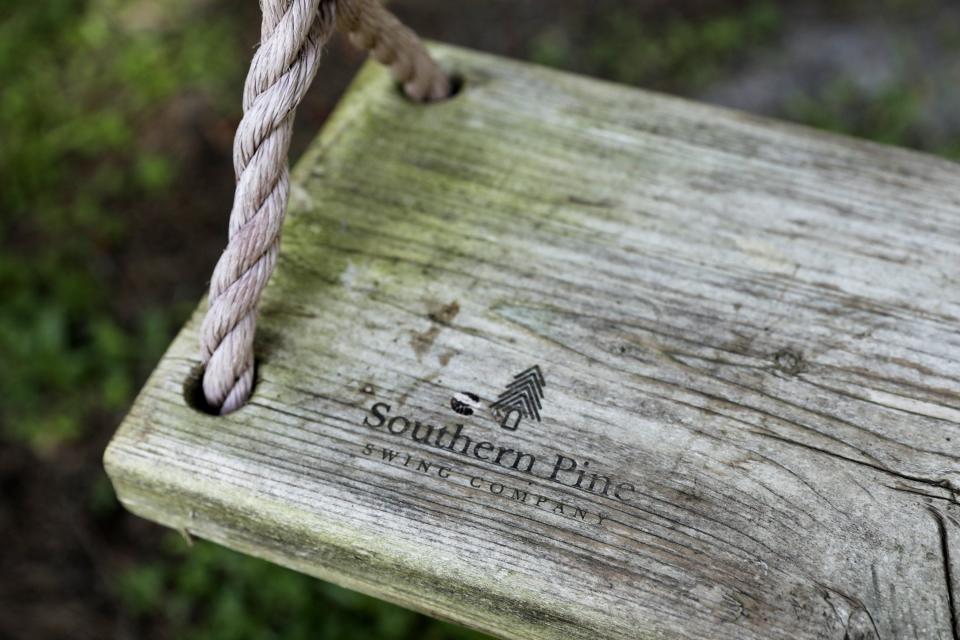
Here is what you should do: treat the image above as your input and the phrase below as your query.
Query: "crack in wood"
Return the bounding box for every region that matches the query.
[932,508,960,640]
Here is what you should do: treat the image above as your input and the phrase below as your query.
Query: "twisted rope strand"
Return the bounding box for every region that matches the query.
[337,0,450,102]
[200,0,333,413]
[200,0,449,413]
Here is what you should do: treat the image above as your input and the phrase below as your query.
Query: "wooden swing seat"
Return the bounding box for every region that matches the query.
[105,44,960,640]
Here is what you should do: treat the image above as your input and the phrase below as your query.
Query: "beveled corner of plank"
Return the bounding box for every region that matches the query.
[106,43,960,640]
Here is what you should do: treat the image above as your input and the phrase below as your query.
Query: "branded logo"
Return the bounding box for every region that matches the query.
[359,363,630,529]
[490,365,546,431]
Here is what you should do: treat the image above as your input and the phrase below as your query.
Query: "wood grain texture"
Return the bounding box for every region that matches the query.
[105,44,960,640]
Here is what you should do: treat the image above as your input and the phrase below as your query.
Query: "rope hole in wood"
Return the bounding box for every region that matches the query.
[397,70,464,103]
[185,362,259,416]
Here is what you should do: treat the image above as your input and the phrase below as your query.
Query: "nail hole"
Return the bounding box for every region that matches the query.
[773,348,804,375]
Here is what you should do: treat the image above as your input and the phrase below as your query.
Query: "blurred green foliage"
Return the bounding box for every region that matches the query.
[786,80,960,160]
[530,1,782,89]
[117,534,489,640]
[1,0,239,450]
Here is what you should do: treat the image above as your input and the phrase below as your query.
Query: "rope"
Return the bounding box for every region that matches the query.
[200,0,449,414]
[337,0,449,102]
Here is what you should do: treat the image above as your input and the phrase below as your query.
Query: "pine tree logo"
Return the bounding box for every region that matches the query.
[490,365,546,431]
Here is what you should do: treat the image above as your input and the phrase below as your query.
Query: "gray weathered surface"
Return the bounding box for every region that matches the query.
[105,44,960,640]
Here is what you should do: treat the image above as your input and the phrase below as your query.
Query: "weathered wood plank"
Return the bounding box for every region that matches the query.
[105,44,960,640]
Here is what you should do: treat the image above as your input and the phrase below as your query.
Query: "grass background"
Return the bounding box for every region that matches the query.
[2,0,958,638]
